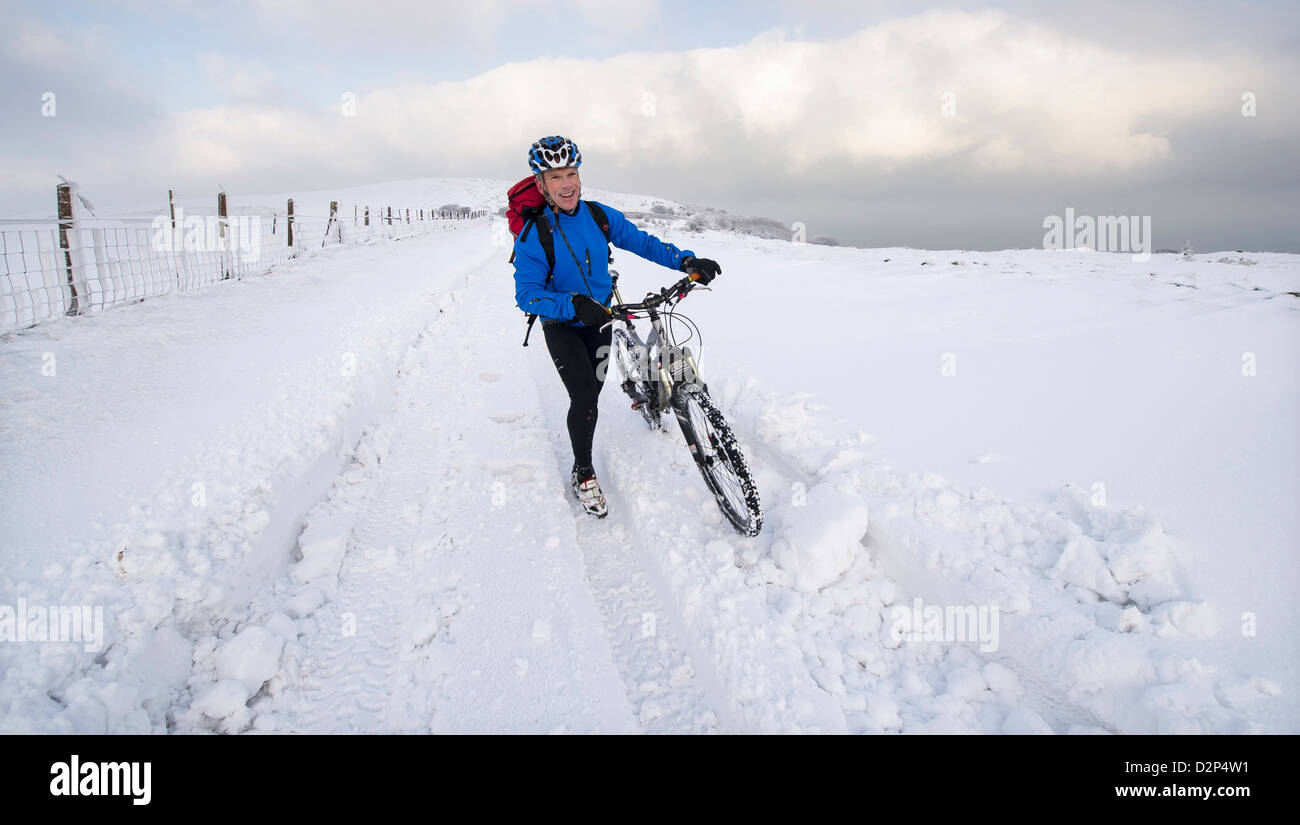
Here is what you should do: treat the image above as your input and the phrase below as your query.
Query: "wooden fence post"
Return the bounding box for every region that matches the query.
[287,198,294,249]
[169,189,179,289]
[57,182,81,316]
[325,200,338,247]
[217,191,230,279]
[364,206,369,226]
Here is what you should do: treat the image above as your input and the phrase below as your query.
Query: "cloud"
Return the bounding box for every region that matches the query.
[567,0,660,31]
[3,6,1296,249]
[199,53,278,103]
[143,9,1285,179]
[0,15,164,196]
[239,0,659,47]
[245,0,519,46]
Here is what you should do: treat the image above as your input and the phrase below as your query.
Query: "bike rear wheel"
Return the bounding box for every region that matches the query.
[670,384,763,537]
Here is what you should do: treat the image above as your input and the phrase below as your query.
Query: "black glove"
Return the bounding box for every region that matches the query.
[572,293,611,327]
[681,256,721,285]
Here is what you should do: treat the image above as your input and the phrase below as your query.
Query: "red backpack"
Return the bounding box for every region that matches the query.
[506,175,613,345]
[507,175,548,237]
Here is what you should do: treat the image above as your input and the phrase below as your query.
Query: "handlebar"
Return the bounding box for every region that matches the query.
[608,272,706,321]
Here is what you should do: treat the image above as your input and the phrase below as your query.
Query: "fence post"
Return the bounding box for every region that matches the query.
[325,200,337,248]
[218,191,230,279]
[169,189,179,289]
[405,208,410,224]
[364,206,369,226]
[386,206,392,226]
[287,198,294,250]
[56,182,82,316]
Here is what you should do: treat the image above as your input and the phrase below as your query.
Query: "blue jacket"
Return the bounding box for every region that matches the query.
[513,202,695,325]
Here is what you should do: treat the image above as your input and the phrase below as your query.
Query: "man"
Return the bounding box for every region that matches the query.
[513,135,721,518]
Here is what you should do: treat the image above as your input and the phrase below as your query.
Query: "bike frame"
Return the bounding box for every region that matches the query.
[608,270,704,410]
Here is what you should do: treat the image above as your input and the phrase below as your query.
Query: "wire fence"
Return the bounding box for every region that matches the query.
[0,198,487,332]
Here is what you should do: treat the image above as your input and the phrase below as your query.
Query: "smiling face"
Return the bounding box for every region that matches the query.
[538,167,581,212]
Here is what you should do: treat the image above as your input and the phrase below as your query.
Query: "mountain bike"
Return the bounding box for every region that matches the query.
[604,270,763,537]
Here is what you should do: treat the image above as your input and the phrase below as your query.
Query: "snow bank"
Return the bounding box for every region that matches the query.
[771,481,870,592]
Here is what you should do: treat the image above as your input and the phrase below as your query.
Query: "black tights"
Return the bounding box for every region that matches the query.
[543,322,612,471]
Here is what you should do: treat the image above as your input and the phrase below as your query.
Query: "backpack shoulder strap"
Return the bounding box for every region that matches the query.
[533,217,556,283]
[584,201,613,263]
[514,216,557,282]
[585,201,612,242]
[518,213,559,348]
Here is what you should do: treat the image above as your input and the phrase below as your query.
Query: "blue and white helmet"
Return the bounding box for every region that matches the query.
[529,136,582,174]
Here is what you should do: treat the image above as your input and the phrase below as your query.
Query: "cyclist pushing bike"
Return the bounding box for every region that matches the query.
[512,135,722,519]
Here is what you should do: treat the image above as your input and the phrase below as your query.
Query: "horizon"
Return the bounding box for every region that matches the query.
[14,173,1286,256]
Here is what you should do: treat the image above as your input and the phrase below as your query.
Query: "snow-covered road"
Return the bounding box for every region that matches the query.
[2,180,1295,733]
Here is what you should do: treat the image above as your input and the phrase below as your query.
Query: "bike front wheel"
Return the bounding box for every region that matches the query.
[670,384,763,537]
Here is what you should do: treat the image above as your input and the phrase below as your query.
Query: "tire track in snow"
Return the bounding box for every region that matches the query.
[253,257,638,732]
[526,351,726,733]
[269,329,462,732]
[551,361,849,733]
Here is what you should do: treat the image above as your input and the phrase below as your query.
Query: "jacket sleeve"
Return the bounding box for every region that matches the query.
[513,226,575,322]
[602,204,696,271]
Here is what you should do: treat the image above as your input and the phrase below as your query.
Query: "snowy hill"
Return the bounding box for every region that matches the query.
[1,178,1296,733]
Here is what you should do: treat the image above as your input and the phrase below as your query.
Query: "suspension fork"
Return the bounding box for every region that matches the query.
[648,304,704,396]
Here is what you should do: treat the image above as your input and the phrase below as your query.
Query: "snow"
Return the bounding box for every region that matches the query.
[771,481,870,592]
[1,177,1297,733]
[215,626,284,691]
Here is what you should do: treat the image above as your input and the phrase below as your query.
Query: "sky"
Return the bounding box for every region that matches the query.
[2,0,1298,251]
